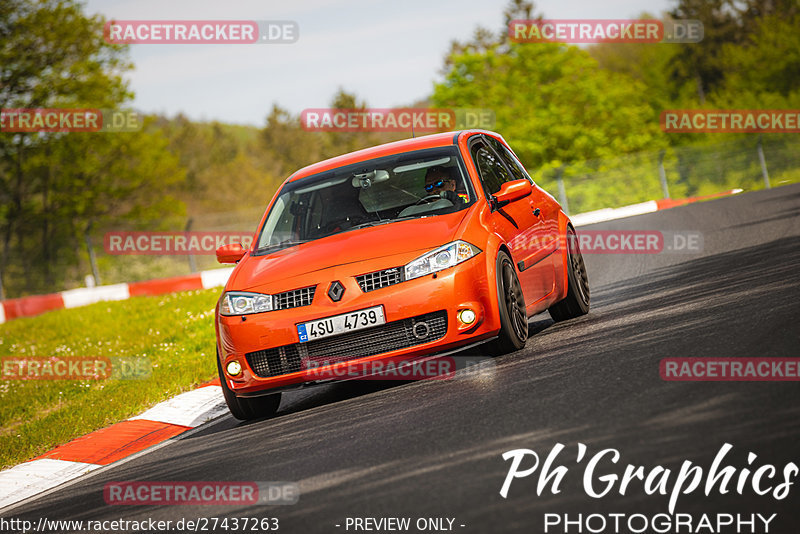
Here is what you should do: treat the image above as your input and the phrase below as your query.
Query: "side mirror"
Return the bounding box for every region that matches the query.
[216,243,246,264]
[493,179,532,208]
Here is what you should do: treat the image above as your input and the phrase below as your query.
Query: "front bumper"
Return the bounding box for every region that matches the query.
[216,253,501,396]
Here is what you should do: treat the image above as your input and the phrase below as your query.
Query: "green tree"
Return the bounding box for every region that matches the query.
[432,0,672,210]
[666,0,743,104]
[259,90,406,186]
[17,120,185,292]
[716,11,800,100]
[261,104,324,179]
[432,8,666,171]
[0,0,184,296]
[589,13,697,113]
[157,115,276,215]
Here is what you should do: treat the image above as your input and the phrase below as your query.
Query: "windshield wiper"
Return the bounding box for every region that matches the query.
[256,239,309,254]
[350,216,420,230]
[350,221,390,230]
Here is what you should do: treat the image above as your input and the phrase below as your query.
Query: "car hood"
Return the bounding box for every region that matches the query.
[228,210,469,291]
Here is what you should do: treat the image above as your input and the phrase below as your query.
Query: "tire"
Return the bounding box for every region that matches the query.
[485,251,529,356]
[217,353,281,421]
[549,226,590,322]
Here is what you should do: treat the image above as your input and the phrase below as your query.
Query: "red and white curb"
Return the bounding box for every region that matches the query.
[0,267,234,324]
[0,380,226,511]
[570,189,743,227]
[570,200,660,227]
[0,460,103,510]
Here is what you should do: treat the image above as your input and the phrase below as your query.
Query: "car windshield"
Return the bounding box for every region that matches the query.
[255,147,474,253]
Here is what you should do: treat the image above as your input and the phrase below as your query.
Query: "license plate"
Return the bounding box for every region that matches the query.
[297,306,386,343]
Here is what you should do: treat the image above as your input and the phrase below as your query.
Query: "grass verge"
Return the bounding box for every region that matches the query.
[0,288,220,470]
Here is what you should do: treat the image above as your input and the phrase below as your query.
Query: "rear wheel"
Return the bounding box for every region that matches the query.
[217,353,281,421]
[485,251,528,355]
[549,226,590,322]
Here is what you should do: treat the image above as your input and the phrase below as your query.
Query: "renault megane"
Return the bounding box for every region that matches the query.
[214,130,590,420]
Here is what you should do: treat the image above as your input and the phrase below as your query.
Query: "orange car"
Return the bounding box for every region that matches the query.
[214,130,590,420]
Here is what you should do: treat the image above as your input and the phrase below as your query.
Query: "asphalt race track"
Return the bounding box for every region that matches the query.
[7,184,800,533]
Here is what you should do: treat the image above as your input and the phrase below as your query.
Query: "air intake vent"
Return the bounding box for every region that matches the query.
[356,267,403,292]
[245,310,447,378]
[274,285,316,310]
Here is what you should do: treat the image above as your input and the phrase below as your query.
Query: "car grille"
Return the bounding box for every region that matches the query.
[245,310,448,378]
[245,345,303,380]
[274,285,316,310]
[356,267,404,292]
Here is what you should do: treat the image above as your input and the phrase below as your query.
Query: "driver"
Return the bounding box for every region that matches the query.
[424,166,456,195]
[424,166,468,203]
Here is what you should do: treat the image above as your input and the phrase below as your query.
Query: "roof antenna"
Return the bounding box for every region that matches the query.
[411,123,415,138]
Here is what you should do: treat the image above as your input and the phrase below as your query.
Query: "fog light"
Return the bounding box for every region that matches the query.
[226,360,242,376]
[458,309,476,325]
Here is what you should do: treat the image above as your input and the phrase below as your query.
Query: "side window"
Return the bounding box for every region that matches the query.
[486,136,532,183]
[470,141,511,196]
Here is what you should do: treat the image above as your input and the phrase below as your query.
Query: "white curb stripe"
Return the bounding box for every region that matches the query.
[0,459,102,509]
[570,200,659,227]
[200,267,234,289]
[129,386,227,428]
[61,283,130,309]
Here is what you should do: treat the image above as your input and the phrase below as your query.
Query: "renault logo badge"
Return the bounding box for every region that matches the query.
[328,281,345,302]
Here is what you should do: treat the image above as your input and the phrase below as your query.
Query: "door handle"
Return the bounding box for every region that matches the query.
[532,207,541,217]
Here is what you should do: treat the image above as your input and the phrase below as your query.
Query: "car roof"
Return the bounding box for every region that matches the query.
[287,130,499,182]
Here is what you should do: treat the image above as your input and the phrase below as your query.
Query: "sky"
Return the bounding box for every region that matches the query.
[83,0,674,126]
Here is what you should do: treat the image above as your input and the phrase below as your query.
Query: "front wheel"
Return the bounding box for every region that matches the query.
[549,226,590,322]
[485,251,528,356]
[217,353,281,421]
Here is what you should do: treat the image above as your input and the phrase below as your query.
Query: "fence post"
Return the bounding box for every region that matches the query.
[658,150,671,199]
[556,166,569,215]
[757,135,771,189]
[185,217,197,273]
[84,224,101,287]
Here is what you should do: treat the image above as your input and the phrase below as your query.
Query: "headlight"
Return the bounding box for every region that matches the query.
[404,240,481,281]
[219,292,273,316]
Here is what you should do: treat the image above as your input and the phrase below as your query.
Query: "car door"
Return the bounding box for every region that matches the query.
[469,136,553,308]
[486,137,559,307]
[487,137,560,256]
